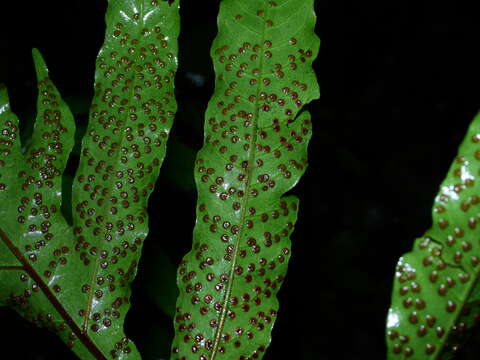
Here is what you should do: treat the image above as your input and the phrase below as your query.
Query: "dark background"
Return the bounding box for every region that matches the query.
[1,0,480,359]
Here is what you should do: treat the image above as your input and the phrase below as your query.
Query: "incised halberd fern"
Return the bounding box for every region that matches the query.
[171,0,319,359]
[0,0,180,358]
[0,0,319,359]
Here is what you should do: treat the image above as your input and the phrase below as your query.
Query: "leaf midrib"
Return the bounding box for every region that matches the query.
[81,2,147,335]
[0,227,107,360]
[209,5,269,359]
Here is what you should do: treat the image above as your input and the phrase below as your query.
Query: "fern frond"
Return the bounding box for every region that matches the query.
[0,1,180,358]
[171,1,319,359]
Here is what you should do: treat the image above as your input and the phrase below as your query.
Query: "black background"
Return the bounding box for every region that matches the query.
[1,0,480,359]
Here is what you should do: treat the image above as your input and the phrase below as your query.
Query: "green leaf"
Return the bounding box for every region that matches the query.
[171,1,319,359]
[387,112,480,359]
[0,0,180,358]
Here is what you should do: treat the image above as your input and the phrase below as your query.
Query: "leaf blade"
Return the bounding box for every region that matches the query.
[70,0,181,357]
[0,85,22,268]
[0,50,101,358]
[0,0,181,358]
[172,1,319,359]
[387,112,480,359]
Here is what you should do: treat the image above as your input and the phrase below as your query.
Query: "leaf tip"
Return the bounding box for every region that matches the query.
[31,48,49,80]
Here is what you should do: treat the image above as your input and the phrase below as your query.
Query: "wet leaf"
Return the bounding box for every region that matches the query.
[172,1,319,359]
[387,112,480,359]
[0,0,180,358]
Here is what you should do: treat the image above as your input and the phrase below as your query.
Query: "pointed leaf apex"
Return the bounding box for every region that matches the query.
[32,48,49,80]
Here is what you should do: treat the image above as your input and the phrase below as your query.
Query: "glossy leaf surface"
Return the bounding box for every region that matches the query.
[0,0,180,358]
[387,112,480,359]
[172,1,319,359]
